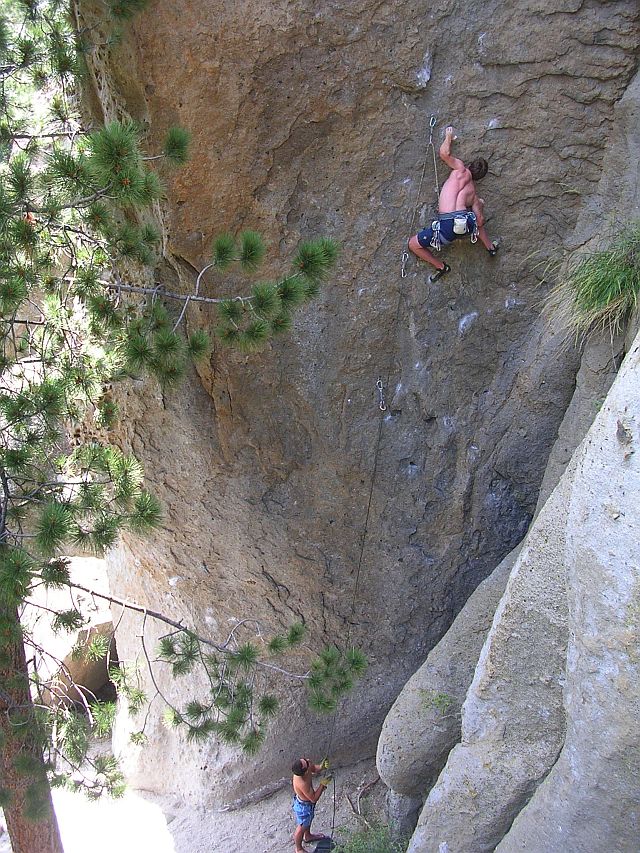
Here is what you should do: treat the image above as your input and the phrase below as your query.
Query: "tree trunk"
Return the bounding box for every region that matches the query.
[0,605,64,853]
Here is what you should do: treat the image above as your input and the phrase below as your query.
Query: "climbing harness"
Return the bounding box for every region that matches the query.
[401,114,440,278]
[428,211,480,252]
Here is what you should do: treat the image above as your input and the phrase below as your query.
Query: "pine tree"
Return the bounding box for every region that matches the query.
[0,2,350,851]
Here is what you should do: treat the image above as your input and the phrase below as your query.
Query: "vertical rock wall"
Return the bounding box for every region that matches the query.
[382,68,640,851]
[77,0,640,806]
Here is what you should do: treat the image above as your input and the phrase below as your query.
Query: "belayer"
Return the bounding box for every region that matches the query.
[291,755,332,852]
[408,125,499,282]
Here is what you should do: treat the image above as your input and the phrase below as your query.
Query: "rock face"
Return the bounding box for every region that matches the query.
[405,331,640,853]
[406,474,571,852]
[75,0,639,818]
[496,334,640,849]
[389,68,640,851]
[376,545,518,798]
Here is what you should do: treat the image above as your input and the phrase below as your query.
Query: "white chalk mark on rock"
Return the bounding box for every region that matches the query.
[416,52,432,88]
[458,311,479,336]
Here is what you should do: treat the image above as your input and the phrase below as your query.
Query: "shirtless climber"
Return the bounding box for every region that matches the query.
[408,125,499,282]
[291,756,331,852]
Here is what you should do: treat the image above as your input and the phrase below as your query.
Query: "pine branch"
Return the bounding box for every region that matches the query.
[102,271,304,307]
[171,262,212,331]
[138,611,181,720]
[68,582,308,680]
[102,278,248,305]
[0,467,10,544]
[45,186,112,212]
[9,132,78,141]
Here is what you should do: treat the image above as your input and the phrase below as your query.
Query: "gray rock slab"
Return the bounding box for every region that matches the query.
[385,789,423,841]
[406,477,570,853]
[535,329,625,516]
[376,546,518,797]
[496,332,640,853]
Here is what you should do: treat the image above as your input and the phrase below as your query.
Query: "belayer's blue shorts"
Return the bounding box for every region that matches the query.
[292,795,315,827]
[417,211,477,250]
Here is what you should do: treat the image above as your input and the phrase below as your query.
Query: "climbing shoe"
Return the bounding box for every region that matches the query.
[429,262,451,283]
[487,243,499,257]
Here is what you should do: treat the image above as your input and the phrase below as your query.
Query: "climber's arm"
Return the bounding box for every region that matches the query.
[306,778,327,803]
[471,195,486,228]
[439,126,465,171]
[472,195,496,251]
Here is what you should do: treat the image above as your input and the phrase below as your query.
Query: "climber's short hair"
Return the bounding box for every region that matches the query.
[466,158,489,181]
[292,758,308,776]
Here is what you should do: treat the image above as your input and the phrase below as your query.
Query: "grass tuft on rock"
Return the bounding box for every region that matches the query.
[547,221,640,342]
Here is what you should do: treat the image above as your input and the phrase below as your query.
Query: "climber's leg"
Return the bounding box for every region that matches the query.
[408,234,447,272]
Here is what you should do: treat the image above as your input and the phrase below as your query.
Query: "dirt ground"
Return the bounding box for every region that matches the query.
[0,758,385,852]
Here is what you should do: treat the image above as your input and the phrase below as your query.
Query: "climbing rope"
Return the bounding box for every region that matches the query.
[400,114,440,278]
[428,115,441,198]
[320,115,442,836]
[322,173,415,832]
[322,377,388,837]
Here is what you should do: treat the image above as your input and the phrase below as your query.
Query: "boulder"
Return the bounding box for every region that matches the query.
[406,472,571,852]
[376,546,518,797]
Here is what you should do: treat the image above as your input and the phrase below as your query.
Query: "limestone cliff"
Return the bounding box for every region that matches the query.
[74,0,639,837]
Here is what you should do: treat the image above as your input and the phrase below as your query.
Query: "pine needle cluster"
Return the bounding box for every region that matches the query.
[306,646,367,714]
[156,623,308,752]
[213,234,339,351]
[48,703,126,799]
[153,621,366,750]
[108,664,147,715]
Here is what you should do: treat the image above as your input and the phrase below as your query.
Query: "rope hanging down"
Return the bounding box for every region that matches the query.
[401,114,440,278]
[321,161,416,826]
[322,380,388,836]
[319,119,440,827]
